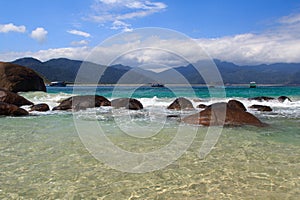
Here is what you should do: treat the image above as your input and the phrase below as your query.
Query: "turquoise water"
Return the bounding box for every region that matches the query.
[1,86,300,199]
[47,85,300,99]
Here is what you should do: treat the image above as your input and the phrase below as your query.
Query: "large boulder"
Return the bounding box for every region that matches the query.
[167,97,194,110]
[53,95,111,111]
[30,103,50,112]
[278,96,292,103]
[249,105,272,112]
[0,88,33,106]
[182,101,266,127]
[227,99,247,111]
[0,62,46,93]
[0,102,29,116]
[111,98,143,110]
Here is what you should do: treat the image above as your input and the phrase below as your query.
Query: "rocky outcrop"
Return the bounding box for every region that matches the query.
[30,103,50,112]
[249,105,272,112]
[0,102,29,116]
[0,88,33,106]
[53,95,111,111]
[111,98,143,110]
[167,97,194,110]
[248,96,275,102]
[182,100,266,127]
[0,62,46,93]
[278,96,292,102]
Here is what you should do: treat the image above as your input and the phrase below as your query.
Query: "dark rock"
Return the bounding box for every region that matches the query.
[30,103,50,112]
[248,96,275,102]
[166,114,181,118]
[0,62,46,93]
[228,99,247,111]
[249,105,272,112]
[197,104,207,109]
[0,88,33,106]
[167,97,194,110]
[278,96,292,102]
[111,98,143,110]
[182,102,266,127]
[0,102,29,116]
[53,95,111,111]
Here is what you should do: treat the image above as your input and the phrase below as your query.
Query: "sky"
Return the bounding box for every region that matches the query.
[1,0,300,67]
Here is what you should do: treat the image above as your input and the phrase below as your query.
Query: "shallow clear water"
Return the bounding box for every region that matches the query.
[1,86,300,199]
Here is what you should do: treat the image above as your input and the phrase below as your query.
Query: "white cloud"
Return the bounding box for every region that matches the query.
[71,40,89,46]
[88,0,167,32]
[30,27,48,43]
[0,23,26,33]
[2,12,300,67]
[111,20,133,32]
[278,13,300,24]
[67,29,91,38]
[0,47,91,62]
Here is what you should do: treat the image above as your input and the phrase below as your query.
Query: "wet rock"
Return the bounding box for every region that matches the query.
[197,104,207,109]
[53,95,111,111]
[30,103,50,112]
[249,105,272,112]
[248,96,275,102]
[111,98,143,110]
[227,99,247,111]
[0,62,46,93]
[0,102,29,116]
[167,97,194,110]
[0,88,33,106]
[182,102,266,127]
[166,114,181,118]
[278,96,292,103]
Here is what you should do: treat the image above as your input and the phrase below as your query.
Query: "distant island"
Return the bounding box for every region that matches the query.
[11,57,300,85]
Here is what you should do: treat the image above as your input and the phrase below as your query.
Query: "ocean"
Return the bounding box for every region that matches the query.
[1,85,299,199]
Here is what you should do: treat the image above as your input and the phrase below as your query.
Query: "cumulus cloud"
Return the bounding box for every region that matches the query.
[0,23,26,33]
[88,0,167,32]
[67,29,91,38]
[30,27,48,43]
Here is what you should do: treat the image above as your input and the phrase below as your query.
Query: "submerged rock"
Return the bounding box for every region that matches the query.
[0,62,46,93]
[167,97,194,110]
[182,100,266,127]
[249,105,272,112]
[0,88,33,106]
[111,98,143,110]
[30,103,50,112]
[278,96,292,103]
[0,102,29,116]
[53,95,111,111]
[248,96,275,102]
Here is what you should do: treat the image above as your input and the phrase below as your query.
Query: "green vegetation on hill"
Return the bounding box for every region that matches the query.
[11,57,300,85]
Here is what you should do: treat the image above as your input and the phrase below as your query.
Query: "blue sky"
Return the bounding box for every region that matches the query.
[1,0,300,66]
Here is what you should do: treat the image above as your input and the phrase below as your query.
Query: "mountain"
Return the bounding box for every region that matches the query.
[12,57,155,84]
[11,57,300,85]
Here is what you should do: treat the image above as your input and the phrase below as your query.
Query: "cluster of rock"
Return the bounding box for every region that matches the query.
[169,96,292,127]
[0,62,292,128]
[0,62,47,116]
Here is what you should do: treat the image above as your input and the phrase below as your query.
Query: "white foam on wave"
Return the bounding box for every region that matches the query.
[18,91,300,119]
